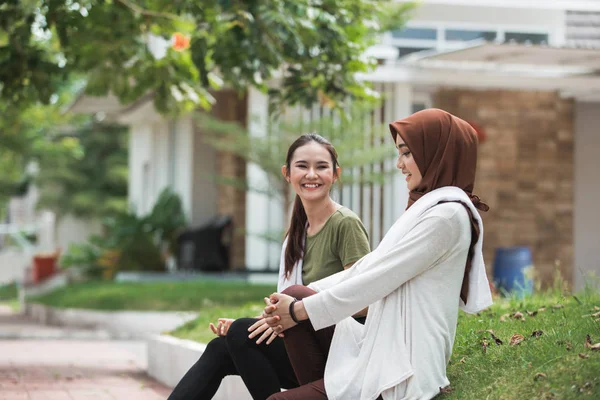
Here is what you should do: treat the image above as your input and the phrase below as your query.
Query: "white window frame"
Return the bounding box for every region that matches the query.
[383,20,555,55]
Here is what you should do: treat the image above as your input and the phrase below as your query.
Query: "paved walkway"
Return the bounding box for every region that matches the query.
[0,306,171,400]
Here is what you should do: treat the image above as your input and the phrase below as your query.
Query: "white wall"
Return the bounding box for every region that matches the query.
[574,101,600,290]
[55,214,103,253]
[126,107,196,221]
[409,3,566,44]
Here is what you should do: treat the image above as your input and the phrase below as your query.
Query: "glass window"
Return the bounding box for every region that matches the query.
[391,27,437,40]
[505,32,548,44]
[445,29,497,41]
[412,103,427,114]
[398,47,431,58]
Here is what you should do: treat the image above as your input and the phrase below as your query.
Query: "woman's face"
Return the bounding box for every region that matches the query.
[395,135,422,191]
[282,142,339,202]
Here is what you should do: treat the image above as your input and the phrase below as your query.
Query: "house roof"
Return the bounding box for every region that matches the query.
[361,41,600,101]
[409,42,600,75]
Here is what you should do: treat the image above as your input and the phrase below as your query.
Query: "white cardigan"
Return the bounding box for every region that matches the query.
[303,187,492,400]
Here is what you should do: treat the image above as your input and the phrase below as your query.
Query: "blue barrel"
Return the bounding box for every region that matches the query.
[493,247,534,297]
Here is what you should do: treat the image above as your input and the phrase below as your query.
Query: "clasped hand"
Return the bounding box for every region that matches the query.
[262,293,298,335]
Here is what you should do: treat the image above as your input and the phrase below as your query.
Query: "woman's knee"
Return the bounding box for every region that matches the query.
[282,285,317,300]
[203,335,229,357]
[225,318,257,349]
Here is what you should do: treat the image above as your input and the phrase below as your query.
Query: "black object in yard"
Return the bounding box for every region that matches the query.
[177,215,233,272]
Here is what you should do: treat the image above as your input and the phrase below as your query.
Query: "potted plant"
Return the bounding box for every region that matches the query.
[32,249,60,283]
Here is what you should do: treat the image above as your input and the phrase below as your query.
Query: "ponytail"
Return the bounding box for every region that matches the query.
[285,195,308,278]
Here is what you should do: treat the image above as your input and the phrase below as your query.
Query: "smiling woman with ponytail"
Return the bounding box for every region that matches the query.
[168,133,370,400]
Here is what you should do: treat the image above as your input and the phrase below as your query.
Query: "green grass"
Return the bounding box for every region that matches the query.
[29,280,276,311]
[171,302,265,344]
[440,287,600,399]
[170,287,600,399]
[0,282,17,301]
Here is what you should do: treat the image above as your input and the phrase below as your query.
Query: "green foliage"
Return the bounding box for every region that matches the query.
[0,78,91,214]
[0,0,415,114]
[59,188,187,278]
[28,280,277,312]
[0,281,18,301]
[35,122,129,219]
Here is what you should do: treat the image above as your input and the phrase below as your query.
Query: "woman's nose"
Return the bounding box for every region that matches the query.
[306,168,317,178]
[396,157,403,170]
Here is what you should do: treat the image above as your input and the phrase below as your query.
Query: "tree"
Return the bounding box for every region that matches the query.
[35,122,129,219]
[0,0,414,114]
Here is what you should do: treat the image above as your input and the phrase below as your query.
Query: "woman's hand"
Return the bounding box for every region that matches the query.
[247,317,283,345]
[209,318,235,336]
[263,293,301,334]
[246,297,284,345]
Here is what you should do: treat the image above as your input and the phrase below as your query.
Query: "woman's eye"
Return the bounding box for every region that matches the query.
[402,151,411,157]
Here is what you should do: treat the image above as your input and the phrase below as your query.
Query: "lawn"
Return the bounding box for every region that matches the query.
[440,286,600,399]
[26,278,600,398]
[0,281,17,301]
[171,285,600,399]
[28,280,276,311]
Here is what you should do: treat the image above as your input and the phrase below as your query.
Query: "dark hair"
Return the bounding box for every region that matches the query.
[284,133,340,278]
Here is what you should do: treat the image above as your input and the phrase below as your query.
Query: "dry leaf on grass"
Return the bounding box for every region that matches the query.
[584,334,600,351]
[500,313,511,322]
[578,353,590,359]
[510,334,525,346]
[491,333,503,345]
[534,372,547,381]
[526,310,538,317]
[459,357,466,364]
[593,306,599,311]
[538,307,547,312]
[439,386,454,394]
[479,329,503,345]
[513,311,524,319]
[481,339,489,353]
[591,311,600,318]
[531,330,544,338]
[552,304,564,309]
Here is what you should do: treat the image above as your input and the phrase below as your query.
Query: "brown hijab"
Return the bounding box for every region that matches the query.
[389,108,489,303]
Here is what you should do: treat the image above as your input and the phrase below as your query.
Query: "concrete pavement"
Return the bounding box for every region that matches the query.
[0,305,171,399]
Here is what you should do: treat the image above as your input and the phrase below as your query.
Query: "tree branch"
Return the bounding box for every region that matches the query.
[115,0,182,21]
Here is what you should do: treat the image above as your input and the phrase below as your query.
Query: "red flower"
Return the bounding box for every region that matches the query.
[172,32,190,51]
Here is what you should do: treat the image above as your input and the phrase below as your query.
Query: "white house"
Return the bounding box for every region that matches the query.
[70,0,600,289]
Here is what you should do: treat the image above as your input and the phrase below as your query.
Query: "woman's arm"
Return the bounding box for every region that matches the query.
[304,215,461,330]
[266,212,464,332]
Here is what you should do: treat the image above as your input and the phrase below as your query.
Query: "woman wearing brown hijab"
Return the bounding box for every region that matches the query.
[259,109,492,400]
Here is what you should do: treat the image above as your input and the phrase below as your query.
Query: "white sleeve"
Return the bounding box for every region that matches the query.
[303,215,461,330]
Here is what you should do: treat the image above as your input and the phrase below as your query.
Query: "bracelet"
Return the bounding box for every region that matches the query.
[289,298,305,324]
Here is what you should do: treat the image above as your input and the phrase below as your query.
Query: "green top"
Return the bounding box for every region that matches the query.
[302,207,370,286]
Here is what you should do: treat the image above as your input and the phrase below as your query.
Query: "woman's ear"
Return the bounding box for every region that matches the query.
[334,166,341,182]
[281,165,289,182]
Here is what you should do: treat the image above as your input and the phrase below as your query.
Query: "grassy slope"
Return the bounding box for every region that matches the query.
[441,288,600,399]
[26,279,600,398]
[170,288,600,399]
[29,280,276,311]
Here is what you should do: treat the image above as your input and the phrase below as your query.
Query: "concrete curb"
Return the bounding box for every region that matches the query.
[147,334,252,399]
[24,303,199,339]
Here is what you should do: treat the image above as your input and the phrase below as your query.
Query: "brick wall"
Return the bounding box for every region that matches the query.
[207,90,248,270]
[433,89,574,287]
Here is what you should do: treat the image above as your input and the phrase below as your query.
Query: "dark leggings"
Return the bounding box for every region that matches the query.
[267,285,380,400]
[168,318,298,400]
